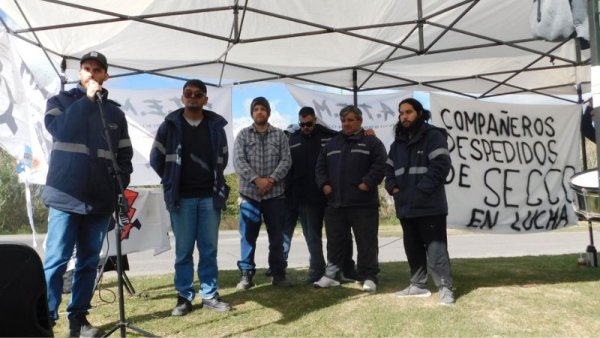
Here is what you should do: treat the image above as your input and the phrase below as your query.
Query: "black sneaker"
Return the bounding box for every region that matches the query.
[68,314,104,338]
[272,275,293,287]
[302,275,322,284]
[341,270,360,283]
[171,295,193,316]
[202,294,231,312]
[236,270,255,290]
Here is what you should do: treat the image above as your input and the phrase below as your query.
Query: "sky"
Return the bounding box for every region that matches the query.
[106,74,420,137]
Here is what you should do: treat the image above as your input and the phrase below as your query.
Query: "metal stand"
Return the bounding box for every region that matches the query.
[588,0,600,268]
[95,254,136,296]
[586,220,598,267]
[94,94,154,337]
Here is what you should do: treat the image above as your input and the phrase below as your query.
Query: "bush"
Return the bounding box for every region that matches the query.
[0,147,397,233]
[0,148,48,234]
[221,174,396,229]
[222,174,240,229]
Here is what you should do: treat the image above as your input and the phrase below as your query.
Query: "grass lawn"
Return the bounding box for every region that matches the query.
[51,254,600,337]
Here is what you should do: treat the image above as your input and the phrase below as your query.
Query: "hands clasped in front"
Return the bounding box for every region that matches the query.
[255,177,276,196]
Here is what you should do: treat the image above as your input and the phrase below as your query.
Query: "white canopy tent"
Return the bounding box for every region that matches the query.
[1,1,599,236]
[0,0,592,102]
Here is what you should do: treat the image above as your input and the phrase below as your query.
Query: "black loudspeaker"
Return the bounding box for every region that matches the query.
[103,255,129,272]
[0,242,53,337]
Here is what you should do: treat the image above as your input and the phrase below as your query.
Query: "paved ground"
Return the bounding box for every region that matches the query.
[2,228,598,276]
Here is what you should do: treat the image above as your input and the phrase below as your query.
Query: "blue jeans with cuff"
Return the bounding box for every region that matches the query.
[170,197,221,300]
[44,207,109,321]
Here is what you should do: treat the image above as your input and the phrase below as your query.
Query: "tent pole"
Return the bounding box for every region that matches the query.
[60,57,67,92]
[353,68,358,107]
[574,25,587,170]
[579,85,589,171]
[588,0,599,267]
[417,0,424,52]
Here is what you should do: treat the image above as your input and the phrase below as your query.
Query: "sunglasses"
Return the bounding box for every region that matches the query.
[183,91,206,99]
[299,121,315,128]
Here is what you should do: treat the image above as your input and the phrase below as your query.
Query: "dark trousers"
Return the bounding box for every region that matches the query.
[400,214,453,288]
[323,206,379,282]
[237,197,287,276]
[283,202,356,279]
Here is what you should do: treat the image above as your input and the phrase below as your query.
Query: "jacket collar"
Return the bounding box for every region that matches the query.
[165,108,228,129]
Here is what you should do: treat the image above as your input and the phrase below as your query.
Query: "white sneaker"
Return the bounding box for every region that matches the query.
[313,276,340,288]
[362,279,377,292]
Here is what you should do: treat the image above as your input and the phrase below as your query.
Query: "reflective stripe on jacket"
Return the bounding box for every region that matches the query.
[42,86,133,215]
[150,108,229,212]
[286,124,337,206]
[384,123,451,218]
[315,130,387,208]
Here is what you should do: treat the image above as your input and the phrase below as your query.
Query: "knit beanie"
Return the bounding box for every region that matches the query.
[250,96,271,116]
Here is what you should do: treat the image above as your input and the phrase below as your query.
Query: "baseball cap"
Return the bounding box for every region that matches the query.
[80,51,108,71]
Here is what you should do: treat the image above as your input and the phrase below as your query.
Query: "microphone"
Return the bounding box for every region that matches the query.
[96,91,103,103]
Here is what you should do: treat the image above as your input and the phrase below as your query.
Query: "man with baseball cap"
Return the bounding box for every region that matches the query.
[80,51,108,71]
[42,51,133,336]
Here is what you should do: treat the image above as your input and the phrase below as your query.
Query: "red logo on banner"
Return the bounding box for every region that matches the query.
[120,189,141,240]
[107,189,143,240]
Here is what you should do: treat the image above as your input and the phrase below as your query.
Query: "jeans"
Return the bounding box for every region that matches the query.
[237,197,286,276]
[44,207,109,321]
[282,203,299,263]
[170,197,221,300]
[298,204,327,279]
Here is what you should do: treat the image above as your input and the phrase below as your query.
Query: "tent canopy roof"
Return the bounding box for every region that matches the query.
[1,0,591,101]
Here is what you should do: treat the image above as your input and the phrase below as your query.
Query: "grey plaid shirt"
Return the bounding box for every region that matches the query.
[233,124,291,201]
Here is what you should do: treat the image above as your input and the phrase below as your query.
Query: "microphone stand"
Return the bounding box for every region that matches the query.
[94,92,155,337]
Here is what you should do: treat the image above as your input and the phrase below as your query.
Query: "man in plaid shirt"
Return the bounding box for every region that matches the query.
[233,96,292,289]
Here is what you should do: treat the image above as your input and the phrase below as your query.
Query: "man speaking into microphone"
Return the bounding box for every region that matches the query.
[42,51,133,337]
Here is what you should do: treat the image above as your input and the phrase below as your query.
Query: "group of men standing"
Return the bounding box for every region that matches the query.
[41,51,455,337]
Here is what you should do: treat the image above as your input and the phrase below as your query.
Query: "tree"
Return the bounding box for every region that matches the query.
[0,147,47,234]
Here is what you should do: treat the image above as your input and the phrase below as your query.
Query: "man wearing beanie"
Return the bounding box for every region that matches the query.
[233,96,292,289]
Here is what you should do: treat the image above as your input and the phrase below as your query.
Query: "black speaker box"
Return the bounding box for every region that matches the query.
[0,242,53,337]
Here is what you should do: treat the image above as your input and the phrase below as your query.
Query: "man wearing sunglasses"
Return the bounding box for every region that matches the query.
[283,107,360,283]
[150,79,231,316]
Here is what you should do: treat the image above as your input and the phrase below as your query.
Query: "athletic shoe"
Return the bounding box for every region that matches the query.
[202,294,231,312]
[395,285,432,298]
[340,270,359,283]
[439,286,455,305]
[313,276,341,288]
[236,270,255,290]
[303,275,322,284]
[362,279,377,292]
[272,275,293,287]
[171,296,192,316]
[68,314,105,337]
